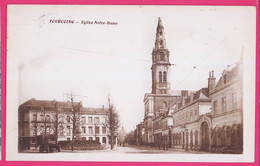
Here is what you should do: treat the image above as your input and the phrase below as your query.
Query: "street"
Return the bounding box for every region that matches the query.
[21,145,210,154]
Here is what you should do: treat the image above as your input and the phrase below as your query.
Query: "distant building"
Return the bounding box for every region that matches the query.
[118,126,127,146]
[18,98,113,150]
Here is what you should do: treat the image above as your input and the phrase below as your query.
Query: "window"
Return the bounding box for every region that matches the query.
[67,126,71,135]
[102,137,107,143]
[102,127,106,134]
[40,115,44,121]
[88,117,93,124]
[82,117,86,124]
[96,137,100,143]
[33,114,37,121]
[89,137,93,141]
[95,117,100,124]
[159,71,162,83]
[82,126,86,134]
[194,109,198,116]
[60,126,64,136]
[66,116,70,123]
[214,100,218,114]
[46,115,50,122]
[89,126,93,134]
[163,71,167,83]
[222,97,227,113]
[190,111,193,119]
[95,126,100,134]
[232,92,238,110]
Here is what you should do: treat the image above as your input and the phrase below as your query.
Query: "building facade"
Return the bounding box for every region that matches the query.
[171,88,211,151]
[18,98,112,149]
[209,58,243,153]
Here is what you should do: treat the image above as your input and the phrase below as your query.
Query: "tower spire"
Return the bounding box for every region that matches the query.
[151,18,172,94]
[155,17,167,50]
[157,17,164,30]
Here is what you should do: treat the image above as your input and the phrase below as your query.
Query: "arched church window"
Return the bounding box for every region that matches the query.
[163,71,167,83]
[159,71,162,83]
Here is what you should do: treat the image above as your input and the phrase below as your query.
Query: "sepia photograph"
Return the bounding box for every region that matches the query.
[6,5,256,162]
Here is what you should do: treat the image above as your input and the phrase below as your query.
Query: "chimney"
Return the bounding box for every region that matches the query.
[190,93,194,102]
[181,90,188,106]
[181,90,188,98]
[208,71,216,91]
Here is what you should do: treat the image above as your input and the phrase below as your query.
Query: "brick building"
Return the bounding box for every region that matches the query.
[18,98,112,149]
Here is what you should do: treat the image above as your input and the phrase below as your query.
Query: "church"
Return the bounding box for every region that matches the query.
[143,18,179,144]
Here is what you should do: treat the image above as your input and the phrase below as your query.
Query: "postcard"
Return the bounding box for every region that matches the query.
[6,5,256,162]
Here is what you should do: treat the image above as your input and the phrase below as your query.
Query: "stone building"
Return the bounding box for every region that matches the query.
[18,98,111,149]
[209,57,243,153]
[143,17,179,144]
[171,88,211,151]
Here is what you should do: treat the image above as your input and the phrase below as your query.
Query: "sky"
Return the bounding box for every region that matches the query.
[7,5,256,132]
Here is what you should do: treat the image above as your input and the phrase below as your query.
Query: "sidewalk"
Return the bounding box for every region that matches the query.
[127,144,211,154]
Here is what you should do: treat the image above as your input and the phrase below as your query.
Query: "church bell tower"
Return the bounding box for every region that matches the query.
[151,17,171,94]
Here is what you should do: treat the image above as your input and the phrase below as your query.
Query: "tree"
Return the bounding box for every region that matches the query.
[51,100,64,144]
[67,92,82,151]
[104,96,120,149]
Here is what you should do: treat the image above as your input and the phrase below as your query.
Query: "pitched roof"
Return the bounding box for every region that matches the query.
[19,98,80,109]
[215,62,241,89]
[81,107,107,115]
